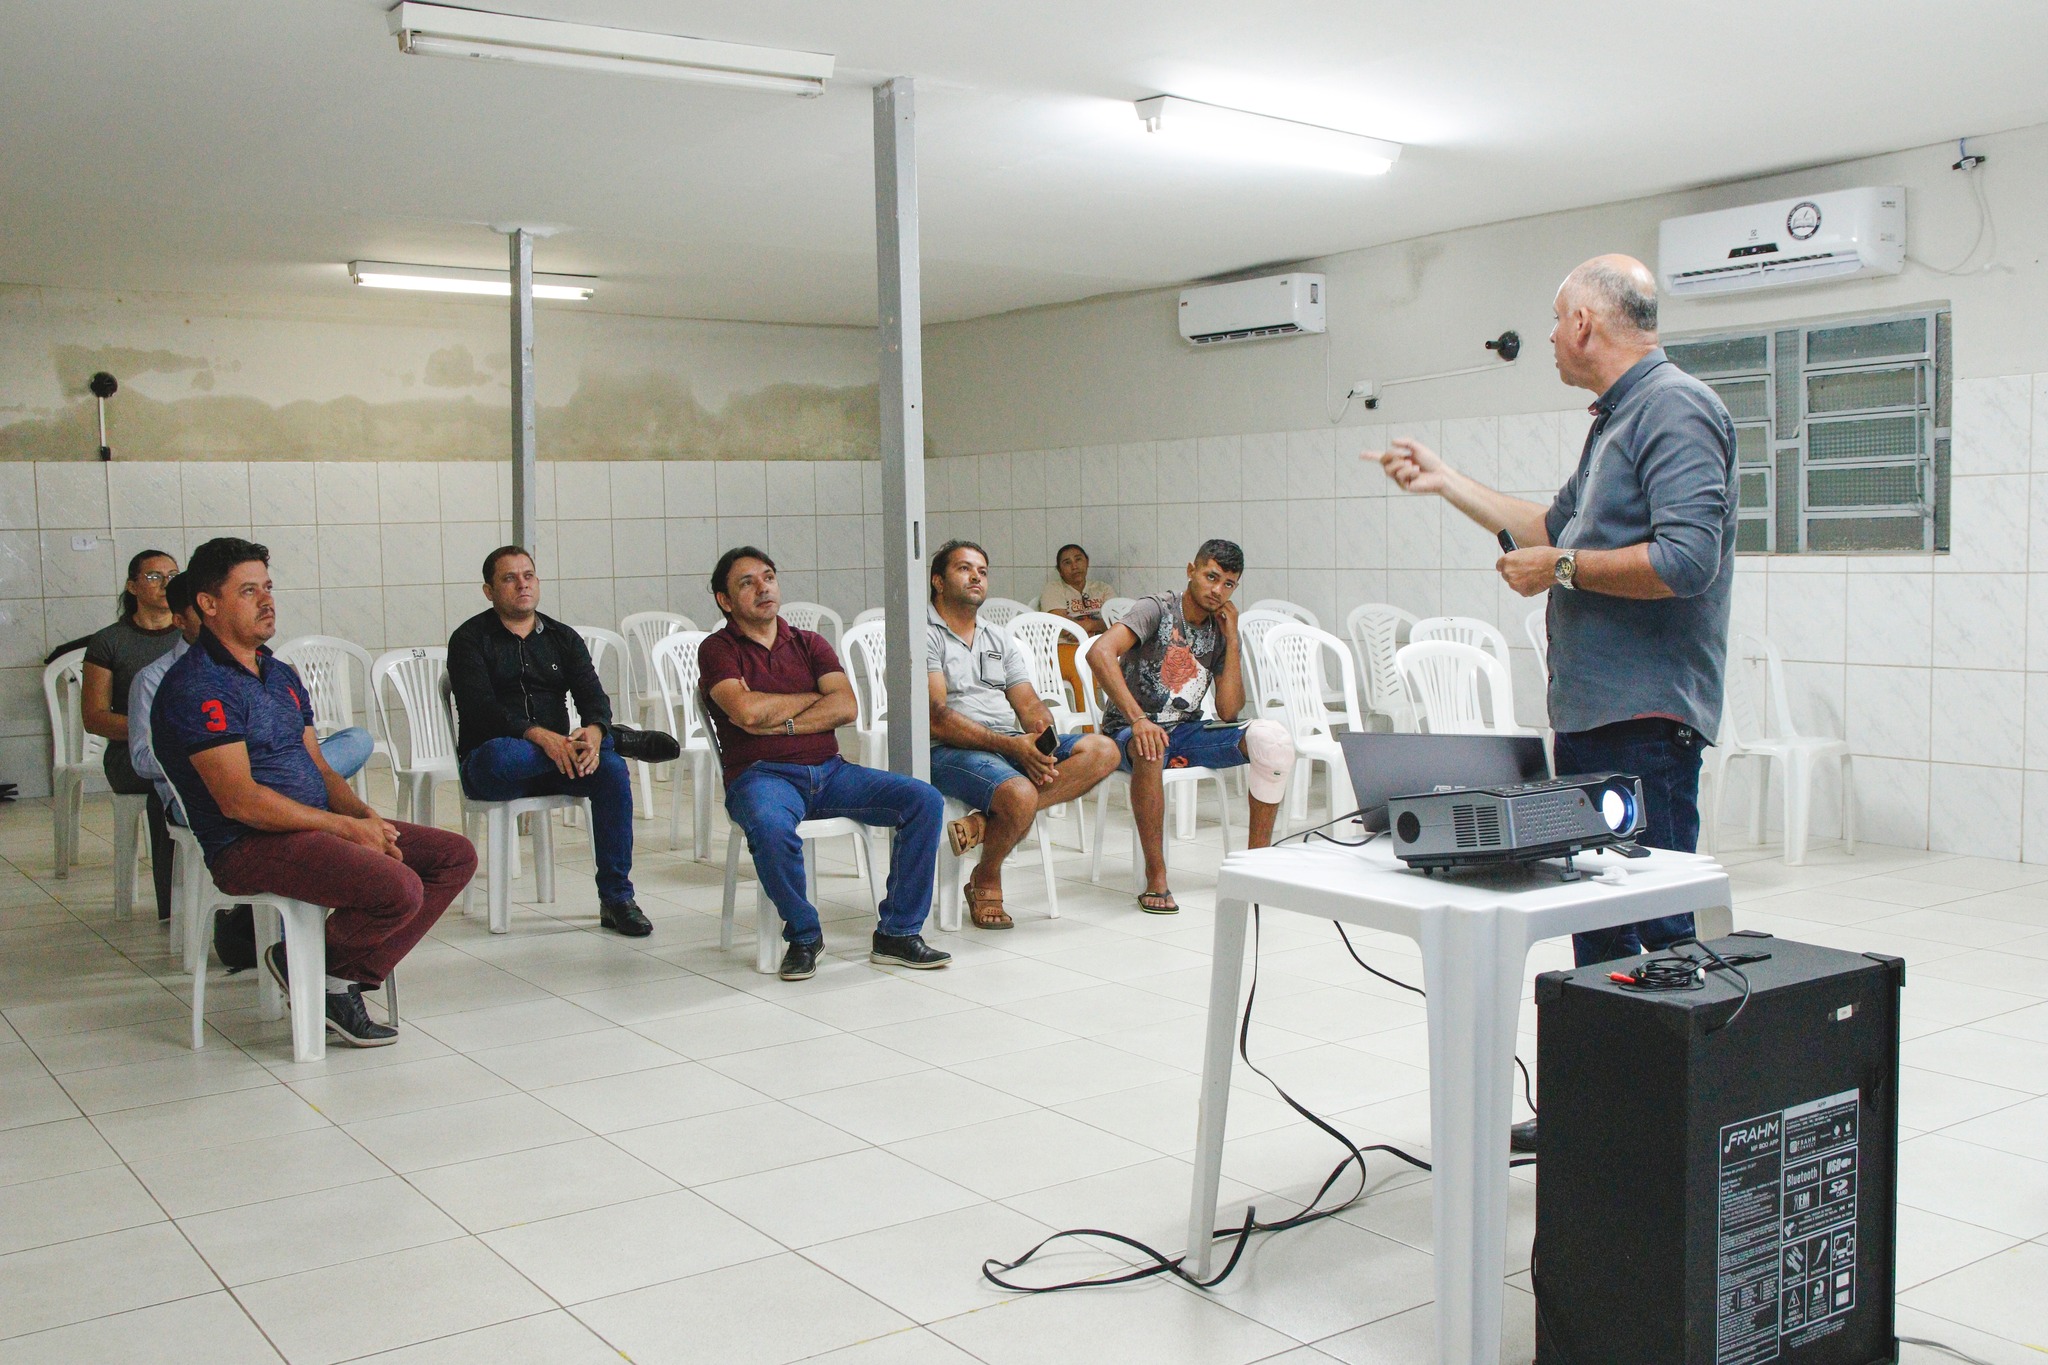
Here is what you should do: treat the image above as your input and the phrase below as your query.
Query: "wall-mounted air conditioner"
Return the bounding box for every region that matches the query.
[1658,187,1904,298]
[1178,273,1326,345]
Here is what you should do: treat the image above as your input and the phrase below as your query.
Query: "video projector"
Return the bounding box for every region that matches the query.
[1388,772,1646,879]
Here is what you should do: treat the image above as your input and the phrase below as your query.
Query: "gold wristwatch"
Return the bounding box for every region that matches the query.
[1553,549,1578,590]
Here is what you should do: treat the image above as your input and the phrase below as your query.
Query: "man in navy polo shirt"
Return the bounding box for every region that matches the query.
[153,538,476,1047]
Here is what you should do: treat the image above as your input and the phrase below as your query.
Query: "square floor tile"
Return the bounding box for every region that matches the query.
[0,1223,221,1340]
[342,1092,591,1174]
[888,1109,1158,1200]
[929,1275,1293,1365]
[0,1292,282,1365]
[347,1310,624,1363]
[178,1175,464,1286]
[574,1252,912,1365]
[89,1085,328,1162]
[286,1054,515,1125]
[699,1147,982,1247]
[481,1188,779,1304]
[130,1125,391,1218]
[703,1033,924,1100]
[609,1102,867,1186]
[805,1203,1066,1324]
[407,1136,676,1233]
[533,1061,765,1133]
[788,1069,1035,1145]
[0,1117,120,1187]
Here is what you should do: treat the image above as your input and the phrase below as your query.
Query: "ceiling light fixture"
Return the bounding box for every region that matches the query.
[1135,95,1400,176]
[386,2,834,97]
[348,260,597,301]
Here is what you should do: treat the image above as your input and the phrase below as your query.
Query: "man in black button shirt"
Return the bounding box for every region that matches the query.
[448,546,672,936]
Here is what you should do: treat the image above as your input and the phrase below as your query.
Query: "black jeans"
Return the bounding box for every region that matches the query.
[1553,718,1703,967]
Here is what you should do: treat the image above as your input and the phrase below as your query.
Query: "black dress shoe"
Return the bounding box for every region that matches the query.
[1510,1119,1539,1154]
[779,939,824,981]
[599,900,653,937]
[610,725,681,764]
[264,941,290,993]
[325,986,399,1047]
[870,932,951,970]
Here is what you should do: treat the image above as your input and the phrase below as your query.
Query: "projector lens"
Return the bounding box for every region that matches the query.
[1600,785,1636,834]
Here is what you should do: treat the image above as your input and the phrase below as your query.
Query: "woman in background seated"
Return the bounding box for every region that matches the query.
[1039,543,1115,636]
[81,549,183,920]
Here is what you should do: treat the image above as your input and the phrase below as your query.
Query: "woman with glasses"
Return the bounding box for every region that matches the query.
[82,550,183,920]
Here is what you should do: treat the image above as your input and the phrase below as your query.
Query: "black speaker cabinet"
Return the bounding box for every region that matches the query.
[1533,935,1902,1365]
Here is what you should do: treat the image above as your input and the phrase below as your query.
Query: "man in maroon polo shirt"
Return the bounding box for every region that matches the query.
[698,546,950,982]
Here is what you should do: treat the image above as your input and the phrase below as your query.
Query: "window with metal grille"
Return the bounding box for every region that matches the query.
[1667,307,1950,554]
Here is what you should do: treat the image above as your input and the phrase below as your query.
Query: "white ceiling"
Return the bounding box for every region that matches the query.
[5,1,2047,327]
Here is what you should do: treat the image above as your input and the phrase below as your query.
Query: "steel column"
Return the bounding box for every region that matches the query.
[874,76,929,780]
[508,227,538,550]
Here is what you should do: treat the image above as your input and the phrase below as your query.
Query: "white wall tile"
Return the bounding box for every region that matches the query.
[555,462,611,521]
[0,598,47,669]
[1440,417,1499,489]
[0,532,42,599]
[1284,569,1336,627]
[313,462,378,525]
[1385,496,1442,571]
[815,515,866,572]
[1765,569,1845,662]
[1930,668,2025,768]
[718,517,768,558]
[1853,756,1928,849]
[1241,501,1287,573]
[44,595,111,651]
[1498,413,1559,493]
[556,522,614,580]
[554,578,615,629]
[2028,672,2048,771]
[39,530,116,599]
[436,463,498,523]
[1335,570,1388,618]
[318,524,379,589]
[613,576,666,621]
[108,529,181,582]
[613,517,665,579]
[373,462,438,525]
[0,466,37,530]
[441,521,502,586]
[1195,436,1240,495]
[1155,503,1200,572]
[767,515,817,573]
[257,525,320,594]
[1952,375,2030,476]
[1388,420,1442,463]
[109,463,182,530]
[814,462,864,519]
[1080,505,1118,574]
[531,461,557,519]
[380,523,443,587]
[1285,429,1337,501]
[1012,508,1049,575]
[443,584,483,633]
[2023,771,2048,863]
[1939,573,2026,671]
[977,452,1012,512]
[1845,665,1932,760]
[1845,572,1933,666]
[1335,499,1387,571]
[1929,762,2022,859]
[666,517,719,586]
[1116,505,1157,573]
[1941,474,2028,574]
[0,666,46,740]
[715,462,766,517]
[249,462,321,525]
[2033,374,2048,473]
[319,588,384,652]
[1238,434,1284,502]
[1441,510,1499,571]
[860,462,882,514]
[1442,570,1498,627]
[609,462,664,522]
[664,461,716,518]
[1196,500,1242,553]
[1335,424,1388,497]
[1154,441,1196,500]
[382,584,445,651]
[0,733,49,797]
[35,464,108,529]
[1385,570,1441,617]
[768,461,816,517]
[1286,498,1335,569]
[1114,443,1156,507]
[1557,408,1596,484]
[1042,448,1081,502]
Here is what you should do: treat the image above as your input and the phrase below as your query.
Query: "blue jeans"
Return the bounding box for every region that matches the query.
[1555,719,1704,966]
[321,727,375,780]
[460,735,635,905]
[1108,721,1250,772]
[724,756,942,945]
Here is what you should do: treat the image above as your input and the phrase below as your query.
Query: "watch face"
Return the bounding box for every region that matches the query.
[1786,201,1822,241]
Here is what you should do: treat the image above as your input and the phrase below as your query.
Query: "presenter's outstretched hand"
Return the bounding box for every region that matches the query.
[1370,437,1452,496]
[1498,546,1566,597]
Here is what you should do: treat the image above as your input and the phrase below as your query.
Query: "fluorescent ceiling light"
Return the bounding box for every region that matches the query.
[387,2,834,96]
[1135,96,1400,176]
[349,260,597,301]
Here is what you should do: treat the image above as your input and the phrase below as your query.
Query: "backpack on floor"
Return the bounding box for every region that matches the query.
[214,905,256,973]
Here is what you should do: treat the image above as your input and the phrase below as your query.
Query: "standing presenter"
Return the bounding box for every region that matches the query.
[1373,252,1737,972]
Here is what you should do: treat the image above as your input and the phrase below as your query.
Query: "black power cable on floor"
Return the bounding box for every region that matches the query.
[982,814,1526,1294]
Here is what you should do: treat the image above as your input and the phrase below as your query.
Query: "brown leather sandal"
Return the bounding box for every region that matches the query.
[947,811,986,857]
[964,880,1013,929]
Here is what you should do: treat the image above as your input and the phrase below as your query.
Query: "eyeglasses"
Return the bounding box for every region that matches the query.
[137,572,172,584]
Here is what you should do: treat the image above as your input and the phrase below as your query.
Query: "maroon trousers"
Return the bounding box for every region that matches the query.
[211,822,477,986]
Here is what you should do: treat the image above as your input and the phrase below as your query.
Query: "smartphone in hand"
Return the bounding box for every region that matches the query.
[1035,728,1060,756]
[1496,529,1519,553]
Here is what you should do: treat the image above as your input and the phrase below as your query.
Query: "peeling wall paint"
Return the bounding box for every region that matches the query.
[1,285,881,462]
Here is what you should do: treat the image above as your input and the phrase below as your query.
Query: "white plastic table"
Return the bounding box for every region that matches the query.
[1184,838,1731,1364]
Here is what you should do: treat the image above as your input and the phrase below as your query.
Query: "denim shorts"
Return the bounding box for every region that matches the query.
[1109,721,1248,773]
[930,734,1086,813]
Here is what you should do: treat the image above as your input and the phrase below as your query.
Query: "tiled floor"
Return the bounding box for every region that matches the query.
[2,782,2046,1363]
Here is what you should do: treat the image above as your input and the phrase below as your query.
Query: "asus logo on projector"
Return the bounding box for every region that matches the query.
[1178,274,1327,345]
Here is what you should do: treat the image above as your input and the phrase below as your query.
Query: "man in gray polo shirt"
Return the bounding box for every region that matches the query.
[927,540,1119,929]
[1375,253,1736,971]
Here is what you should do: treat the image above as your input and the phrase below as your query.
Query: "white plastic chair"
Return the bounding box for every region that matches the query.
[938,795,1061,930]
[1411,615,1513,668]
[1089,751,1234,889]
[852,607,885,627]
[978,597,1031,629]
[781,601,845,648]
[1100,597,1137,629]
[650,632,718,860]
[1395,640,1539,738]
[1523,606,1549,671]
[1006,612,1093,733]
[621,611,696,807]
[1700,632,1855,866]
[371,648,459,825]
[1249,598,1319,628]
[274,635,392,801]
[1235,609,1293,720]
[841,620,890,769]
[572,626,631,722]
[44,650,108,881]
[1266,624,1365,825]
[703,707,883,974]
[1347,604,1420,733]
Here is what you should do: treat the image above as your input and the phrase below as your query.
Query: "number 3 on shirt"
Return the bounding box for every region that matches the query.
[200,699,227,733]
